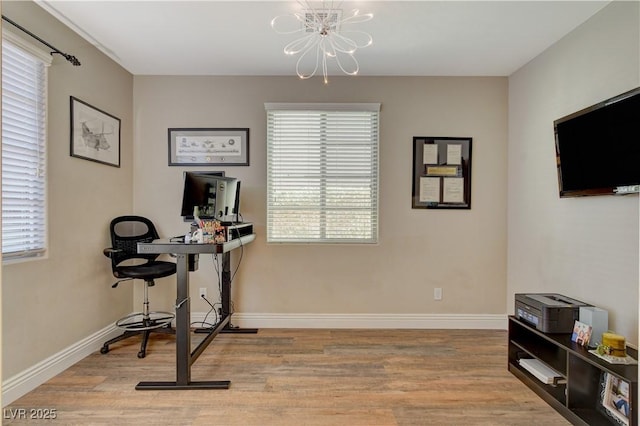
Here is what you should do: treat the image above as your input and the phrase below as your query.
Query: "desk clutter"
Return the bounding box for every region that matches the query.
[186,219,253,244]
[188,219,225,244]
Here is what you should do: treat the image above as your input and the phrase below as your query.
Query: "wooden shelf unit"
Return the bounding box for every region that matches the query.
[508,316,638,425]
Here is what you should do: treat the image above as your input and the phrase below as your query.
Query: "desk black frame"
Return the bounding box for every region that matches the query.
[135,234,255,390]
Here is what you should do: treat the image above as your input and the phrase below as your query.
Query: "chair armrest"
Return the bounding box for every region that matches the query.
[103,248,122,258]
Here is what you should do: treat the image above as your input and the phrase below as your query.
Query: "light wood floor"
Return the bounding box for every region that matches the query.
[4,329,570,425]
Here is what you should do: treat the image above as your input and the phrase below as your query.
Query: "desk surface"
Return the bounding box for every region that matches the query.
[138,233,255,255]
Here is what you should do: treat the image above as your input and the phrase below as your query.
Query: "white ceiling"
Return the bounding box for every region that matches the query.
[37,1,609,77]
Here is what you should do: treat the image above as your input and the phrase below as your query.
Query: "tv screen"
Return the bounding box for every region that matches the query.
[180,172,240,221]
[554,87,640,197]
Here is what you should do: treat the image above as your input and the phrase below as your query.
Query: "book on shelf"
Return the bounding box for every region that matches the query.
[518,358,563,385]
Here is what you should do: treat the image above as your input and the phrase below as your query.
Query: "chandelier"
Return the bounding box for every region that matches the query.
[271,1,373,84]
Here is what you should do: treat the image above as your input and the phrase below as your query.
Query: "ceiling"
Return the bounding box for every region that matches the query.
[37,1,609,77]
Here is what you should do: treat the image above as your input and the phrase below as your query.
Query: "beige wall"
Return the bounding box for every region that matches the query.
[507,1,640,343]
[133,76,508,318]
[1,1,134,378]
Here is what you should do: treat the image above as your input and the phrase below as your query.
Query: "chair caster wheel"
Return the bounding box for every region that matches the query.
[100,346,109,354]
[137,351,146,359]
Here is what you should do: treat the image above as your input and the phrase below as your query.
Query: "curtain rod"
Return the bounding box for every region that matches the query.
[2,15,81,66]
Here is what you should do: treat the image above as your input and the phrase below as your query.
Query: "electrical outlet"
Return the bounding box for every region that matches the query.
[199,287,207,299]
[434,287,443,301]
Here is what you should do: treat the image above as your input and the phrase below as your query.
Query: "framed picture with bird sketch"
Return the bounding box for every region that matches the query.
[70,96,121,167]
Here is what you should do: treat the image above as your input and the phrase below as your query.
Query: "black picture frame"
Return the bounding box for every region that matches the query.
[168,128,249,166]
[70,96,121,167]
[412,136,472,209]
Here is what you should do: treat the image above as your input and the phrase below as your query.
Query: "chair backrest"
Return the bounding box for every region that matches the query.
[109,215,161,266]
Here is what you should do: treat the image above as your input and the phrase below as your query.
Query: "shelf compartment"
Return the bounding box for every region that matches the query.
[567,355,603,410]
[519,358,566,386]
[509,362,568,407]
[509,319,568,375]
[571,407,626,426]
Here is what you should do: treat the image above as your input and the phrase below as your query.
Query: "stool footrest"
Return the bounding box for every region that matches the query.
[116,311,174,331]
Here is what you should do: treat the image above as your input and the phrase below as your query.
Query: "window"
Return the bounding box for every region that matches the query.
[2,32,51,260]
[265,103,379,243]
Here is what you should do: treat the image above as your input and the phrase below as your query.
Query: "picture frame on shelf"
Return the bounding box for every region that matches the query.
[70,96,121,167]
[571,320,593,347]
[598,372,630,425]
[168,128,249,166]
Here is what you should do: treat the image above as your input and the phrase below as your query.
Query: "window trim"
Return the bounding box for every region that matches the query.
[265,103,380,112]
[2,29,53,65]
[265,102,380,244]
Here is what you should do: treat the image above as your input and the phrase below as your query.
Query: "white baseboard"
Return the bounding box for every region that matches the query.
[2,313,506,406]
[196,312,509,330]
[2,323,121,407]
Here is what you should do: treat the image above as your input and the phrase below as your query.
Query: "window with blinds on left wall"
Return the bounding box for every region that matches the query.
[1,32,51,261]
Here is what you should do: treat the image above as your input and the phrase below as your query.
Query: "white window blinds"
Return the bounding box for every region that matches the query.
[265,103,380,244]
[2,35,50,260]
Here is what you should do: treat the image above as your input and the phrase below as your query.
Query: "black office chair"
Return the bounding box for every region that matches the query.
[101,215,176,358]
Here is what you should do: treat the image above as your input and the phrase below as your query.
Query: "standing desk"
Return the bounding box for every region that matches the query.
[135,233,255,390]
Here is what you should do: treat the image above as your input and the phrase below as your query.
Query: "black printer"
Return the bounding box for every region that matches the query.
[515,293,591,333]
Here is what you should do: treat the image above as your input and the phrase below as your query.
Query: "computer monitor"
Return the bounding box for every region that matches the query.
[180,172,240,222]
[231,180,241,223]
[216,177,240,221]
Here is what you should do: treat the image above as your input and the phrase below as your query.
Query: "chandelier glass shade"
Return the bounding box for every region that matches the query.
[271,1,373,83]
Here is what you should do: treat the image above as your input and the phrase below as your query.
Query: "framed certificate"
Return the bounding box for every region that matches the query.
[412,137,472,209]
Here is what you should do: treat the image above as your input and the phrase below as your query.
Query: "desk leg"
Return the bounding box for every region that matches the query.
[136,253,230,390]
[220,251,258,334]
[176,253,191,385]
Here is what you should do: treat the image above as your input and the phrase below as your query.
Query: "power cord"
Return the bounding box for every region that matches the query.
[229,226,244,285]
[190,293,220,330]
[212,252,233,316]
[191,225,247,332]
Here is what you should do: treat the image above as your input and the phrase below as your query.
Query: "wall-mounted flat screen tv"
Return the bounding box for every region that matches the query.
[554,87,640,198]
